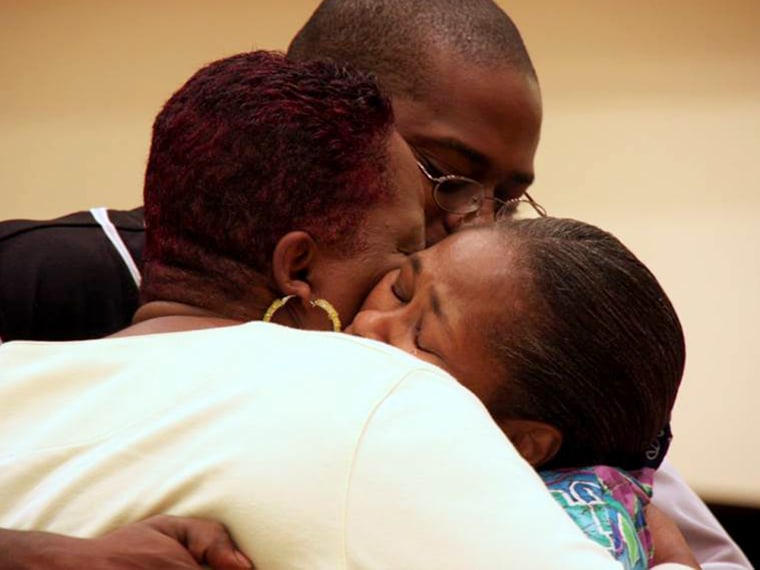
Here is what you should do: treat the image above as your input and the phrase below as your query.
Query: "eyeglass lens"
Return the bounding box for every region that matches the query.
[434,179,483,214]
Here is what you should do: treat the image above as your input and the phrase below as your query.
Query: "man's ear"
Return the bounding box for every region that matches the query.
[271,231,318,301]
[499,419,563,468]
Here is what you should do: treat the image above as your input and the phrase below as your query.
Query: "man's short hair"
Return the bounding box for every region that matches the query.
[288,0,536,99]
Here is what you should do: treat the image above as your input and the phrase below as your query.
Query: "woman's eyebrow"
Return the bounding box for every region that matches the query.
[409,253,422,276]
[430,288,445,321]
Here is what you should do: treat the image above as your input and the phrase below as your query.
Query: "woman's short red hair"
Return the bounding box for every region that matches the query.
[142,51,395,299]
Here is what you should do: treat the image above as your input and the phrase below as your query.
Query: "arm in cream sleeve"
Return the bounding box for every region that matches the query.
[344,369,694,570]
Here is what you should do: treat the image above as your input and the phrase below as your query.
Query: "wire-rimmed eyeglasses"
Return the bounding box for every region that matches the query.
[416,160,547,218]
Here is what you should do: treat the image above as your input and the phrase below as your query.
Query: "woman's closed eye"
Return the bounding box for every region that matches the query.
[391,282,408,304]
[390,266,414,304]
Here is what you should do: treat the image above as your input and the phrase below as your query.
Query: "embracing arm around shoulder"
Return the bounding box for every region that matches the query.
[0,516,252,570]
[343,368,679,569]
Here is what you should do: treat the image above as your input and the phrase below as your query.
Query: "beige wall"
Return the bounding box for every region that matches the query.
[511,1,760,506]
[2,2,759,504]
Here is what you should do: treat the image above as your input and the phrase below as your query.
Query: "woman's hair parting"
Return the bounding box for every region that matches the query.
[141,51,395,303]
[488,217,685,471]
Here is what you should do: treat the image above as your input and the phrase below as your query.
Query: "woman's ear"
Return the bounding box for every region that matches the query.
[499,419,563,469]
[271,231,318,302]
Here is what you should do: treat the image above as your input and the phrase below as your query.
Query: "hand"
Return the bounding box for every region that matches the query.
[0,515,253,570]
[647,504,701,569]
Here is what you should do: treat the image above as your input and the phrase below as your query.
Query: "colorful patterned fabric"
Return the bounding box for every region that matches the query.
[541,466,654,570]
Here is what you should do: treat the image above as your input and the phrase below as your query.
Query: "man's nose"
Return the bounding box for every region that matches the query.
[443,188,497,234]
[477,193,497,219]
[443,209,484,235]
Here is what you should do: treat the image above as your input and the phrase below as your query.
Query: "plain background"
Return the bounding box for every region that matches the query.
[1,1,758,505]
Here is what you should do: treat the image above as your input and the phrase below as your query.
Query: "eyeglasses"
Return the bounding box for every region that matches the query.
[416,160,547,219]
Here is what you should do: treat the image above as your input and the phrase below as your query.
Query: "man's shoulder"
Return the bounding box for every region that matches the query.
[0,207,145,341]
[0,206,144,242]
[0,206,145,281]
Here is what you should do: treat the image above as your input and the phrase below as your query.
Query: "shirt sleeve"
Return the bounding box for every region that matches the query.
[343,368,627,570]
[653,460,751,570]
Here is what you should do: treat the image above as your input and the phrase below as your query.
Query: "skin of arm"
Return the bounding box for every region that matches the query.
[0,516,252,570]
[647,504,701,569]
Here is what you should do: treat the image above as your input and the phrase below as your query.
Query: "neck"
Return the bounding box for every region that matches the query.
[110,301,243,338]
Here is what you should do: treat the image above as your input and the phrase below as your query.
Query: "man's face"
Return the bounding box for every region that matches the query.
[394,55,543,246]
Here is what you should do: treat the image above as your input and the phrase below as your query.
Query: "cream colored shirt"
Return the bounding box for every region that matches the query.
[0,322,685,569]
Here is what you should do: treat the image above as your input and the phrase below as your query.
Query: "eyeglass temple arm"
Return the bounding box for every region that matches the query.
[523,191,548,217]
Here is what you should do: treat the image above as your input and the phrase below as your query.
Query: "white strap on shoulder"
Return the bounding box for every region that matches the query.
[90,207,142,288]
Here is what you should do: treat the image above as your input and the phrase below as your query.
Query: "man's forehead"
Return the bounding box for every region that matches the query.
[392,60,541,139]
[427,137,488,167]
[395,98,538,181]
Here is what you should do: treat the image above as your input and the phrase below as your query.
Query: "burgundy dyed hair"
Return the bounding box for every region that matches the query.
[142,51,395,303]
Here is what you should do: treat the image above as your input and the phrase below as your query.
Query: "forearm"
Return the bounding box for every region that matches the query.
[647,504,701,569]
[0,517,251,570]
[0,529,87,570]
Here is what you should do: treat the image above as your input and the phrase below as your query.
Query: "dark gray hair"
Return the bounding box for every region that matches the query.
[287,0,536,99]
[487,218,685,470]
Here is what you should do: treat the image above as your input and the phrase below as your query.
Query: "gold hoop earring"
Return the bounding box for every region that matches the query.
[263,294,295,324]
[262,295,342,332]
[310,298,342,332]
